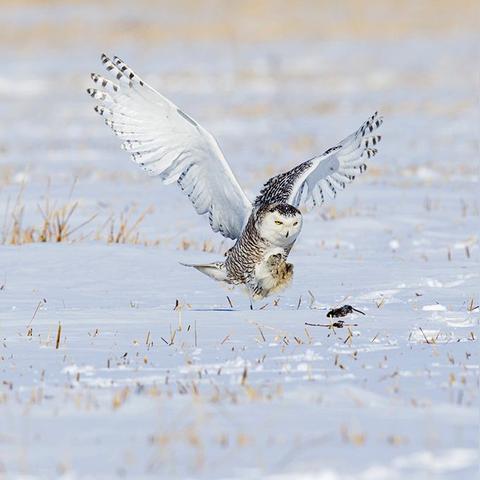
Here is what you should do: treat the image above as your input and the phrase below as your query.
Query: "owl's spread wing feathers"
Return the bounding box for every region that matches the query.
[88,54,252,240]
[255,112,383,209]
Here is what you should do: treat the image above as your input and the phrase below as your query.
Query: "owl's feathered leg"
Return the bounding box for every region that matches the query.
[180,262,228,282]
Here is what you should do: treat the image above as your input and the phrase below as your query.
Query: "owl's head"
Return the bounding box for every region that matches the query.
[257,203,303,247]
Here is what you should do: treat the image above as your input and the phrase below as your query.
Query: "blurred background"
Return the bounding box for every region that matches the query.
[0,0,477,244]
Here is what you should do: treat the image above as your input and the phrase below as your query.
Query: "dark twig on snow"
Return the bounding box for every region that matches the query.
[305,320,358,329]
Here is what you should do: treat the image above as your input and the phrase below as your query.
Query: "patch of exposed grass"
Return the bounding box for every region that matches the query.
[1,182,159,246]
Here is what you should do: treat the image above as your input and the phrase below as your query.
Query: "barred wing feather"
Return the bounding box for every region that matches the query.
[88,54,252,240]
[255,112,383,209]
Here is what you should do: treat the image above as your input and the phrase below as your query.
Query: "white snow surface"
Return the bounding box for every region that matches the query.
[0,3,478,479]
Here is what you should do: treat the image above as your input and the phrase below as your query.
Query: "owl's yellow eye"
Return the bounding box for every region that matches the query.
[274,220,283,225]
[293,221,299,226]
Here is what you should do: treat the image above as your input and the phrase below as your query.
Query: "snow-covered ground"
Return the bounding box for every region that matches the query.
[0,2,478,479]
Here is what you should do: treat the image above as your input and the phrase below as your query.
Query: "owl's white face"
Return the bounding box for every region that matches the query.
[258,205,303,247]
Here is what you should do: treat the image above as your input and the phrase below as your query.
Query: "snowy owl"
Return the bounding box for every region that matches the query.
[88,54,383,299]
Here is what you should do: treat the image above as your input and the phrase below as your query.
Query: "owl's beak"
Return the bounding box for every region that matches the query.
[285,231,289,238]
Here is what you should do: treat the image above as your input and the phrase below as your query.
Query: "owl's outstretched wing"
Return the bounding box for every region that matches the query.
[255,112,383,209]
[88,54,252,240]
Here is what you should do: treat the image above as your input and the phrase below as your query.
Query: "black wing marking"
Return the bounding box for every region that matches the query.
[255,112,383,209]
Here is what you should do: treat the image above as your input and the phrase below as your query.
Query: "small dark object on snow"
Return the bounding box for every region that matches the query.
[326,305,365,318]
[304,319,357,328]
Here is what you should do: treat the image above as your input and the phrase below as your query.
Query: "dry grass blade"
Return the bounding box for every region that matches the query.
[418,327,433,344]
[108,206,154,244]
[240,367,248,386]
[28,299,46,328]
[258,326,266,342]
[55,323,62,349]
[308,290,316,308]
[467,299,478,312]
[67,212,99,238]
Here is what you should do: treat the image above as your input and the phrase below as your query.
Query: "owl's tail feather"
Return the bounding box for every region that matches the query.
[180,261,228,282]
